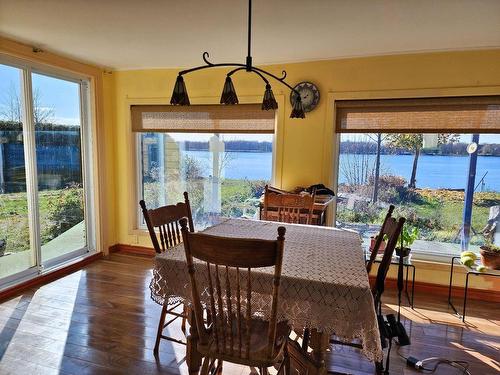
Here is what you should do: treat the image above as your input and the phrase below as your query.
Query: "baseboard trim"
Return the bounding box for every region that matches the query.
[109,243,155,257]
[110,243,497,302]
[374,276,499,303]
[0,252,103,302]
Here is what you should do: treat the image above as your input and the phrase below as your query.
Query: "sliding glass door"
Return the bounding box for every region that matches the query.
[0,58,94,286]
[0,63,35,279]
[32,72,87,264]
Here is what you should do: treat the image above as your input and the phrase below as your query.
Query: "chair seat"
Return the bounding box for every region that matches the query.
[198,317,290,367]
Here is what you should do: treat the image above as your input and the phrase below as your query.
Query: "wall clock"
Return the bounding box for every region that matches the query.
[290,82,320,113]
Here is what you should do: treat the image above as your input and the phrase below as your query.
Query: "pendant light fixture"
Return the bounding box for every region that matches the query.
[169,0,305,119]
[220,76,239,105]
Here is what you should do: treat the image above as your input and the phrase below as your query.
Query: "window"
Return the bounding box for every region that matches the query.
[133,104,275,229]
[0,58,95,285]
[334,97,500,260]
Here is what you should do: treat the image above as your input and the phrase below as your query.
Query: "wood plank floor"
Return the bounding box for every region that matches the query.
[0,253,498,375]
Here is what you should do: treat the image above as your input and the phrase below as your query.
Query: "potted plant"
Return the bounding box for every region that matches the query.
[396,226,419,259]
[370,234,388,254]
[479,242,500,270]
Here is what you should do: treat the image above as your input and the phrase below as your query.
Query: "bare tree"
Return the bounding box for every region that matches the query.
[0,83,22,122]
[218,150,236,177]
[32,89,55,125]
[340,150,371,187]
[0,85,55,124]
[365,133,390,203]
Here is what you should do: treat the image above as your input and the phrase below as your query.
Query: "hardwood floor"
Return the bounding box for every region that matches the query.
[0,253,498,375]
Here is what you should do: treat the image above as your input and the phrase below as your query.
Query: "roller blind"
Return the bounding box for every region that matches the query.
[336,96,500,133]
[131,104,275,133]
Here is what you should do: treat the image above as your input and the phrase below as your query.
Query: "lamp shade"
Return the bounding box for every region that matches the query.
[170,75,190,105]
[220,76,239,105]
[262,84,278,110]
[290,96,305,118]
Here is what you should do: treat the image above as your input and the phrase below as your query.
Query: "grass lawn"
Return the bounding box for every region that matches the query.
[407,199,490,244]
[0,188,83,253]
[338,188,499,246]
[220,178,265,218]
[1,191,31,253]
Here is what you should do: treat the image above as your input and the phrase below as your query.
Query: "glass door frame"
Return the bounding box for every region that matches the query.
[0,54,96,289]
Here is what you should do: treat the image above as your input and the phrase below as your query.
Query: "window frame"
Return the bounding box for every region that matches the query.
[135,130,277,230]
[326,89,500,264]
[0,53,97,288]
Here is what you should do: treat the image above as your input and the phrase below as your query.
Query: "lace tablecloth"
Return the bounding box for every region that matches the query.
[150,218,382,362]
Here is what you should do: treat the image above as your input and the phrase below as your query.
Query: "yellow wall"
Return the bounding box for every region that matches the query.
[105,49,500,291]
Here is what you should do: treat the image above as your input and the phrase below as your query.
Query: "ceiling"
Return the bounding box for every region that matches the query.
[1,0,500,70]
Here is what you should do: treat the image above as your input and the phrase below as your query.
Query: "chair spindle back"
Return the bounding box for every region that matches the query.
[263,185,316,225]
[140,192,194,253]
[180,218,286,361]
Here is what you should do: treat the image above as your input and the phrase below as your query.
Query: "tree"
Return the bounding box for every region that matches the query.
[385,133,459,188]
[0,85,55,124]
[32,89,55,125]
[218,151,236,177]
[0,83,22,122]
[340,144,371,186]
[365,133,390,203]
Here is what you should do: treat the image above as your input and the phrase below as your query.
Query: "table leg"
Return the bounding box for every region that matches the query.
[410,265,416,309]
[462,273,470,323]
[448,257,464,319]
[302,328,311,351]
[405,265,409,291]
[186,308,202,374]
[404,265,410,306]
[448,257,457,306]
[310,329,329,375]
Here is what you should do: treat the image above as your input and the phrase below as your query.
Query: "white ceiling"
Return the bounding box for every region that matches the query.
[1,0,500,70]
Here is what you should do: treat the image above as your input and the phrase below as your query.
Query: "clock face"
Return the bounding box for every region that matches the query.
[290,82,320,113]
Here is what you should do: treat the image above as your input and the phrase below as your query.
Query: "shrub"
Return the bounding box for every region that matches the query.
[247,179,267,198]
[375,174,407,189]
[220,179,266,219]
[369,174,410,203]
[337,202,380,224]
[44,184,84,242]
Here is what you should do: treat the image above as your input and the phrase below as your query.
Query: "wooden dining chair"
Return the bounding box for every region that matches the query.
[328,213,405,375]
[371,215,406,314]
[366,205,395,274]
[139,192,194,356]
[180,218,291,375]
[262,185,316,225]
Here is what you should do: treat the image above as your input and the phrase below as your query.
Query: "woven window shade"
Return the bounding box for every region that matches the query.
[336,96,500,133]
[131,104,275,133]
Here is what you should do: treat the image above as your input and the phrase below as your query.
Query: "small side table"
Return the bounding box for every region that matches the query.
[447,256,500,322]
[366,253,416,308]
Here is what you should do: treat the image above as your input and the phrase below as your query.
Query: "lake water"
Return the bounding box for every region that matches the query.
[185,151,500,191]
[339,154,500,191]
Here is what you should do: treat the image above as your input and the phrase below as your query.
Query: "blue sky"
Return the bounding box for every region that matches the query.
[1,62,500,143]
[0,63,80,125]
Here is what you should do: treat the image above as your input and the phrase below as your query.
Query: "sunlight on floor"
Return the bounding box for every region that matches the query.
[451,341,500,372]
[382,302,499,333]
[0,271,82,373]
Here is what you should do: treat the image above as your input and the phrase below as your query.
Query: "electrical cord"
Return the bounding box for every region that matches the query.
[397,347,471,374]
[397,346,408,361]
[419,357,471,375]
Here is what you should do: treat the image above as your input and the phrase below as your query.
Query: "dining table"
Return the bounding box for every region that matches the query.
[150,218,383,374]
